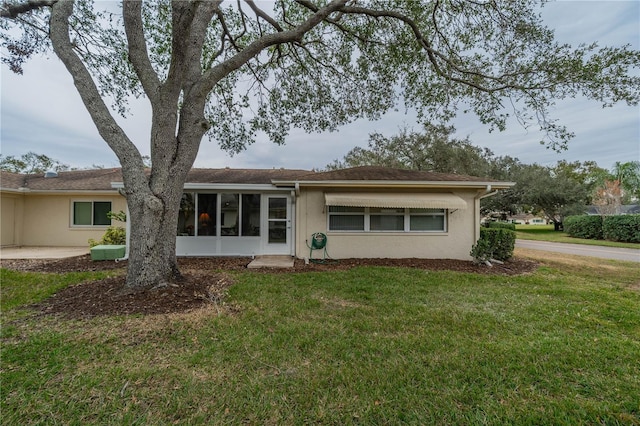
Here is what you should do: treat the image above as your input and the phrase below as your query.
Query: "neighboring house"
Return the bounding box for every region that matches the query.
[1,169,127,247]
[586,205,640,215]
[1,166,513,260]
[505,213,548,225]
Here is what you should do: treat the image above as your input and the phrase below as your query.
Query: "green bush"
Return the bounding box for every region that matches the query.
[471,228,515,263]
[603,215,640,243]
[564,215,603,240]
[88,226,126,247]
[484,222,517,231]
[470,238,493,264]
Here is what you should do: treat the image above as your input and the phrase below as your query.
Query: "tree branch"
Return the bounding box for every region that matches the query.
[49,0,146,190]
[201,0,348,95]
[0,0,56,18]
[245,0,283,32]
[122,1,160,103]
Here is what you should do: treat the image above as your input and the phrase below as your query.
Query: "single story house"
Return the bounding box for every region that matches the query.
[1,166,513,260]
[505,213,548,225]
[586,205,640,216]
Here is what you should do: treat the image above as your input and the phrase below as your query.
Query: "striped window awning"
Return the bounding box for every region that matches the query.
[324,193,468,210]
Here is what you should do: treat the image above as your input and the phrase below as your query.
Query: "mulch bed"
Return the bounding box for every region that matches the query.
[2,255,537,319]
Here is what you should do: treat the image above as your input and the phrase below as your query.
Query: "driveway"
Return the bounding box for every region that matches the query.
[516,240,640,262]
[0,246,89,260]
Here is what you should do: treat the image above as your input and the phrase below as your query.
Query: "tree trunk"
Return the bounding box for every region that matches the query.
[124,184,184,291]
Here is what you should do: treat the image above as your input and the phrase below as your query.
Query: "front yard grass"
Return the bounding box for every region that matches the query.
[515,224,640,249]
[2,253,640,425]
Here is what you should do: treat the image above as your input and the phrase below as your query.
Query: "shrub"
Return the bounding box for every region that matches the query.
[88,226,126,247]
[564,215,603,240]
[603,215,640,243]
[484,222,516,231]
[471,228,515,263]
[470,238,493,264]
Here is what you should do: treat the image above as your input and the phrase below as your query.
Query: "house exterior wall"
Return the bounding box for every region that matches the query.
[18,193,126,247]
[295,188,478,260]
[1,193,24,246]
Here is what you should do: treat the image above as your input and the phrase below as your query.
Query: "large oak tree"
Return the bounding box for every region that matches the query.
[2,0,639,290]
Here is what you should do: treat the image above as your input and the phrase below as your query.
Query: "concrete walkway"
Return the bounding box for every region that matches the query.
[516,240,640,262]
[247,255,295,269]
[0,246,89,259]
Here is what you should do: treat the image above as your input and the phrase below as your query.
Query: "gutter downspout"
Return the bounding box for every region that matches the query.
[474,185,497,242]
[116,201,130,262]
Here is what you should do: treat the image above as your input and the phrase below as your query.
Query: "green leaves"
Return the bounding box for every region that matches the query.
[3,1,639,152]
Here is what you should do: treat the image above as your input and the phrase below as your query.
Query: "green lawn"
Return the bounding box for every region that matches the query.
[2,255,640,425]
[515,224,640,249]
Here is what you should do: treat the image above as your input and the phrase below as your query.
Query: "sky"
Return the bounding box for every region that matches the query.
[1,1,639,173]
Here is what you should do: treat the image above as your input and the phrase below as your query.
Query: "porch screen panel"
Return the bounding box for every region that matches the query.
[177,193,196,236]
[241,194,260,236]
[197,194,217,236]
[221,194,239,236]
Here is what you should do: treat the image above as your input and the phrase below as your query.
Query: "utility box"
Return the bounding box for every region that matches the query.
[90,245,126,261]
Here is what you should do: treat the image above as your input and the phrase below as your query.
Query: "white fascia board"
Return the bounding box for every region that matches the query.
[182,183,292,191]
[111,182,294,192]
[11,189,120,195]
[272,180,515,189]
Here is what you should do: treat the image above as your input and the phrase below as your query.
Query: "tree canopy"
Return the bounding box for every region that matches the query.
[2,0,639,289]
[0,151,69,174]
[326,123,499,177]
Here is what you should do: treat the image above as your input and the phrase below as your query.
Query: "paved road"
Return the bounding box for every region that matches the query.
[516,240,640,262]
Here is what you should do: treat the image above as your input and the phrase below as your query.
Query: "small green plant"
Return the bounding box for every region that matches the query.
[107,210,127,222]
[88,226,126,247]
[88,210,127,247]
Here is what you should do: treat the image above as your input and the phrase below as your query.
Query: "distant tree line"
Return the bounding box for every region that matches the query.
[326,123,640,230]
[0,152,151,173]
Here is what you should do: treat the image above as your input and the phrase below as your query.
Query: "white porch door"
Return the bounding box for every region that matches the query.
[263,195,292,255]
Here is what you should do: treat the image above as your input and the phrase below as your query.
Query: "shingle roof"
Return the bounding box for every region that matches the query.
[0,171,27,190]
[1,168,123,191]
[289,166,500,182]
[1,168,312,191]
[1,166,507,192]
[185,168,311,184]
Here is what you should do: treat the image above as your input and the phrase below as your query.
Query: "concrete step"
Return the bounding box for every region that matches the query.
[247,255,294,269]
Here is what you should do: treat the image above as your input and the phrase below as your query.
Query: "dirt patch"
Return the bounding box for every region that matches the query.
[2,255,537,319]
[35,273,233,320]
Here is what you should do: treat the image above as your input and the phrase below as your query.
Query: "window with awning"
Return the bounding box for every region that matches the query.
[324,192,465,233]
[324,193,467,210]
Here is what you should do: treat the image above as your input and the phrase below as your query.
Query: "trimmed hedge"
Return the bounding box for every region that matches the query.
[564,215,603,240]
[471,228,515,262]
[603,215,640,243]
[484,222,517,231]
[564,214,640,243]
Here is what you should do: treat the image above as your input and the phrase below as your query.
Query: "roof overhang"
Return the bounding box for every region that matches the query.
[273,180,514,189]
[324,192,468,210]
[111,182,293,191]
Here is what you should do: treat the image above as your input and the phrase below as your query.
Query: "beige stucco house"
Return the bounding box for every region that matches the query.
[1,166,513,260]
